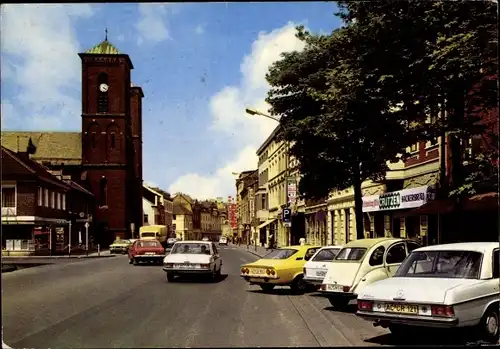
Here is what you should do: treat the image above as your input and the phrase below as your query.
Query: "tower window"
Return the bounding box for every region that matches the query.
[99,177,108,207]
[97,73,108,113]
[91,132,97,149]
[110,133,116,149]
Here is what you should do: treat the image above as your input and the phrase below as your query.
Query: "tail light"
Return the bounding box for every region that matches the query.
[270,269,275,276]
[240,268,249,274]
[320,284,327,291]
[165,263,173,268]
[343,286,350,292]
[431,305,454,317]
[241,268,245,274]
[358,300,373,311]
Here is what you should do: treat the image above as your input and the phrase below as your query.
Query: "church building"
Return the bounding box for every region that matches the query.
[1,37,144,246]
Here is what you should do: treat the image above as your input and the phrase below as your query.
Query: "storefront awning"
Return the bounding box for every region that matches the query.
[396,199,456,217]
[258,219,276,230]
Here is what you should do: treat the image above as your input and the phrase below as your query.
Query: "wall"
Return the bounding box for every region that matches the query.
[143,197,156,225]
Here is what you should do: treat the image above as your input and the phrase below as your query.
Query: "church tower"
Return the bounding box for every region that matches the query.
[79,33,143,243]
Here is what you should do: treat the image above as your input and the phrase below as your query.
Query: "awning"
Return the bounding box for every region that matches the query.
[258,219,277,230]
[396,199,456,217]
[462,192,498,211]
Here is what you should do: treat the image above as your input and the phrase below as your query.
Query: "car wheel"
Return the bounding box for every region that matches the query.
[211,268,218,282]
[128,258,133,264]
[216,266,222,278]
[166,272,175,282]
[133,258,138,265]
[328,297,350,309]
[260,284,275,292]
[478,305,499,343]
[290,275,307,295]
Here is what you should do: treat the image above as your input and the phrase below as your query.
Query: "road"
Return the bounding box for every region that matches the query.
[2,246,477,348]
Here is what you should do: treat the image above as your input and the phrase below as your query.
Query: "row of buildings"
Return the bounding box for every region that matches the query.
[235,105,498,249]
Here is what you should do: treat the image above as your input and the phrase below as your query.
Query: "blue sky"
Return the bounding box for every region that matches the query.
[1,3,342,199]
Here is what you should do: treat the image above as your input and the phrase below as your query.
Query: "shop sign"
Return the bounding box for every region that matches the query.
[287,177,297,204]
[362,186,435,212]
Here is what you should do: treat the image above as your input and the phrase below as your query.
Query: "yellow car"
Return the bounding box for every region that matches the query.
[240,245,321,294]
[109,239,132,254]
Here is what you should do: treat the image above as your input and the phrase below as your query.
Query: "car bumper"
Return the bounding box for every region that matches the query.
[316,290,357,299]
[304,277,324,285]
[110,248,129,254]
[240,275,282,284]
[356,310,459,328]
[163,267,213,274]
[134,255,165,262]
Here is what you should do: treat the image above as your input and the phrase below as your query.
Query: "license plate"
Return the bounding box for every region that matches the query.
[385,303,419,314]
[249,268,265,275]
[316,270,327,277]
[174,264,190,269]
[145,252,155,255]
[327,284,344,292]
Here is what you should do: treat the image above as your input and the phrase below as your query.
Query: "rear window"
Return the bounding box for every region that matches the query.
[171,243,211,255]
[335,247,367,261]
[312,248,340,262]
[141,232,157,237]
[139,241,160,248]
[263,249,298,260]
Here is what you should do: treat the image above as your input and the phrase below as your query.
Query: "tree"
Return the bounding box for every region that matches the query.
[335,0,498,196]
[266,27,407,240]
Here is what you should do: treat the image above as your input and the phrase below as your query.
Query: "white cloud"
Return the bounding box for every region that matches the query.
[170,22,306,199]
[0,4,94,130]
[136,4,172,45]
[194,24,205,35]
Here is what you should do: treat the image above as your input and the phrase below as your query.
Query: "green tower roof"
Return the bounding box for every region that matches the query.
[84,40,121,55]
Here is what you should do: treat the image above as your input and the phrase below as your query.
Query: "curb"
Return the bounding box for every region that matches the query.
[2,254,115,260]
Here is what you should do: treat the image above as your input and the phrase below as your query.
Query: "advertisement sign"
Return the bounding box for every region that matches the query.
[228,203,237,229]
[362,186,435,212]
[287,177,297,204]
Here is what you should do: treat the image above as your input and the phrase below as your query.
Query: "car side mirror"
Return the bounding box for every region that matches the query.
[296,257,303,260]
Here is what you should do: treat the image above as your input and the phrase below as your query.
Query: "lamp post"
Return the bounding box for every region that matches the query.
[245,108,280,122]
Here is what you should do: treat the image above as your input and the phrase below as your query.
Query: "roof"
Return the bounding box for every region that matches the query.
[85,39,121,55]
[257,124,281,155]
[174,240,211,244]
[173,202,192,215]
[64,180,94,197]
[343,237,402,249]
[1,146,70,189]
[286,245,322,251]
[1,131,81,165]
[416,242,499,253]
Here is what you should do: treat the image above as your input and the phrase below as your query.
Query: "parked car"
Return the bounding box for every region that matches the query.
[202,237,210,242]
[219,236,228,246]
[128,239,165,265]
[109,239,131,254]
[240,245,321,294]
[356,242,499,343]
[303,245,342,286]
[163,241,223,282]
[319,237,421,309]
[165,237,177,250]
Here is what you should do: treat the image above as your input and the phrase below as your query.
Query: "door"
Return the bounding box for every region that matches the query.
[384,242,407,277]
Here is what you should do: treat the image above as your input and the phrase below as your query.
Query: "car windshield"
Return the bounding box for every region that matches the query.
[335,247,367,261]
[138,241,160,248]
[395,250,483,279]
[171,243,211,255]
[113,239,128,244]
[312,248,340,262]
[263,249,298,260]
[141,232,157,237]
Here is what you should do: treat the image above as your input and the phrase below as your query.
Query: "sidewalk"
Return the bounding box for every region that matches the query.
[229,244,268,258]
[2,249,114,260]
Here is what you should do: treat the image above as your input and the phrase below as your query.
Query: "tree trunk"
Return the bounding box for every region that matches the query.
[352,171,365,240]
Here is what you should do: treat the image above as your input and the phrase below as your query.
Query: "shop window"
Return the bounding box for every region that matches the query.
[369,246,385,266]
[386,242,407,264]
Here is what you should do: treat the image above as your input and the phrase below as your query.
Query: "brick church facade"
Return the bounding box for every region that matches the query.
[1,38,144,246]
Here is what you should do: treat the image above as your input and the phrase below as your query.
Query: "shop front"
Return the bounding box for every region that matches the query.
[362,185,436,245]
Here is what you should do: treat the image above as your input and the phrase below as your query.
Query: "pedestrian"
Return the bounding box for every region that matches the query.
[299,237,306,246]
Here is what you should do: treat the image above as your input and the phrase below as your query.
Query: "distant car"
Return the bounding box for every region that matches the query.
[240,245,321,294]
[303,245,342,286]
[219,236,228,246]
[356,242,499,343]
[163,241,223,282]
[109,239,131,254]
[202,237,210,242]
[128,239,165,265]
[165,237,177,250]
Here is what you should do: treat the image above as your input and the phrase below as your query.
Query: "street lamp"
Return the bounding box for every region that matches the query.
[245,107,280,122]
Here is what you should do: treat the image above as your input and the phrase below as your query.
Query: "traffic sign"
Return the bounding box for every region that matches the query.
[282,208,291,223]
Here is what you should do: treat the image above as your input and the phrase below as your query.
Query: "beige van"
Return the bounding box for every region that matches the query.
[139,225,168,245]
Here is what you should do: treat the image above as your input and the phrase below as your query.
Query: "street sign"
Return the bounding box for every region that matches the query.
[283,222,291,228]
[282,208,291,223]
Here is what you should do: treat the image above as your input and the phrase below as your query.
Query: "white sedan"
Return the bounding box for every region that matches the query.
[163,241,223,282]
[303,245,342,286]
[356,242,499,343]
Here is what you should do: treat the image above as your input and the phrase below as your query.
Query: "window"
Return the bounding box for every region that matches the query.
[44,188,49,207]
[56,193,61,210]
[110,133,116,149]
[406,241,421,254]
[410,143,419,153]
[305,248,318,261]
[261,194,266,210]
[335,247,367,261]
[386,242,407,264]
[99,177,107,207]
[62,194,66,210]
[173,214,176,220]
[493,250,499,279]
[144,214,149,223]
[262,248,298,260]
[37,187,43,206]
[369,246,385,266]
[1,187,15,207]
[312,248,340,262]
[91,133,97,149]
[50,191,55,208]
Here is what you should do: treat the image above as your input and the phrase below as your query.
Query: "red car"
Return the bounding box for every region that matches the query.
[128,239,165,265]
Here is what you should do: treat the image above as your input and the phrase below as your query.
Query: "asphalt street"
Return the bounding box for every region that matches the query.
[2,246,478,348]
